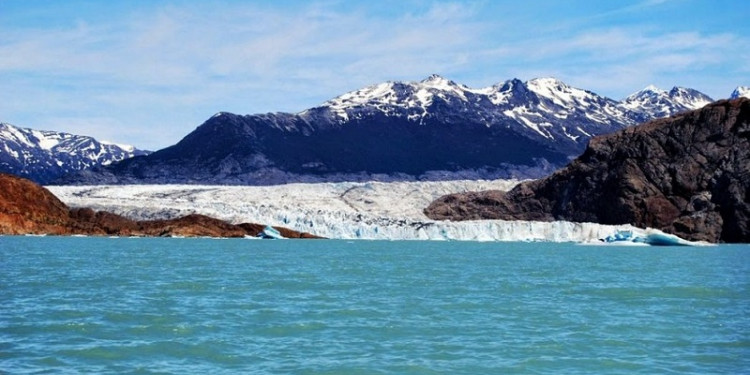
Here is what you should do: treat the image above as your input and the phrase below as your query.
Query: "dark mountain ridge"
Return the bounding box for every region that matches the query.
[70,111,567,184]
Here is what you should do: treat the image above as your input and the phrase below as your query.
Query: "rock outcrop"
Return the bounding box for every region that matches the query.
[0,172,73,235]
[0,173,320,238]
[425,98,750,243]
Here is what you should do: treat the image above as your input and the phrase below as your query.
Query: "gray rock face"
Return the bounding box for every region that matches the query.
[425,98,750,243]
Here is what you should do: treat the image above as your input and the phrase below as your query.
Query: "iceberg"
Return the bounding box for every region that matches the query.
[602,229,638,243]
[600,228,705,246]
[257,225,284,240]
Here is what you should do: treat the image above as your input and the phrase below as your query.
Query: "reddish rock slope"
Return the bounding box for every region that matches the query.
[0,173,320,238]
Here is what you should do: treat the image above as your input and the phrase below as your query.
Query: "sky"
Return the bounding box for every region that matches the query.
[1,0,748,150]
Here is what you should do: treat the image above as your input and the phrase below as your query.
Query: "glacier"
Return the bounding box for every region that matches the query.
[47,180,678,243]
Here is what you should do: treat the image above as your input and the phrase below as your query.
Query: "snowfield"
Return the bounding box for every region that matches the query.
[48,180,644,242]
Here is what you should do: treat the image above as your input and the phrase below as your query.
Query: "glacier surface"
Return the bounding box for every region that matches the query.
[48,180,664,242]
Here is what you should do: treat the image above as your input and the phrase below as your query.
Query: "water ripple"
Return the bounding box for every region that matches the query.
[1,237,749,374]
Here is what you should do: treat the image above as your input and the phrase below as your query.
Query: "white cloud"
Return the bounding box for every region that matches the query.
[0,2,490,149]
[1,2,486,93]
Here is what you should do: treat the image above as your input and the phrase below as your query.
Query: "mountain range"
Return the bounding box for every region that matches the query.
[0,123,149,184]
[2,76,747,185]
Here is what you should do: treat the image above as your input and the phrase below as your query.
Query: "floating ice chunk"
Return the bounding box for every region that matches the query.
[257,225,284,239]
[600,228,707,246]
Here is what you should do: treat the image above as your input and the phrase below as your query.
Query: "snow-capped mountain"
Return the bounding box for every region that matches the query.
[298,75,646,159]
[0,123,150,184]
[621,85,713,119]
[59,75,718,185]
[730,86,750,99]
[309,76,714,155]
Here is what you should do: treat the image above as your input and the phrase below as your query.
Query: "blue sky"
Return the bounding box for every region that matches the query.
[1,0,748,150]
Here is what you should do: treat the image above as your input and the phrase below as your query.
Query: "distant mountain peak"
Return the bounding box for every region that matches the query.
[0,122,149,184]
[731,86,750,99]
[420,73,450,84]
[640,84,667,94]
[621,83,713,120]
[417,74,471,98]
[99,140,135,152]
[527,77,566,87]
[522,77,612,112]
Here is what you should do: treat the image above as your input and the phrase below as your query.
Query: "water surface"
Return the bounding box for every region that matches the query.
[2,237,748,374]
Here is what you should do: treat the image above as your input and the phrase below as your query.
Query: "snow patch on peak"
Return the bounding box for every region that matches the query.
[417,74,471,102]
[526,77,568,95]
[334,82,396,105]
[100,140,136,152]
[421,73,450,84]
[30,129,61,150]
[419,74,466,91]
[730,86,750,99]
[623,86,668,104]
[668,87,712,110]
[526,77,594,108]
[321,75,478,121]
[527,77,566,87]
[641,84,666,94]
[621,84,714,119]
[323,82,399,120]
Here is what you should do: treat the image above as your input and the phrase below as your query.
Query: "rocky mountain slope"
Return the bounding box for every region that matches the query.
[0,123,149,184]
[58,76,716,185]
[0,173,319,238]
[425,98,750,243]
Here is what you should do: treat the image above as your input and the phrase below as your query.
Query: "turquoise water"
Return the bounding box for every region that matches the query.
[1,237,749,374]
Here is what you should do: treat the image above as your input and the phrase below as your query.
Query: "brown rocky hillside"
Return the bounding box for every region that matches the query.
[0,173,320,238]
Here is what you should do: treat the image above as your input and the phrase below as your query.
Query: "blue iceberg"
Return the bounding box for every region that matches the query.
[257,225,285,240]
[602,228,701,246]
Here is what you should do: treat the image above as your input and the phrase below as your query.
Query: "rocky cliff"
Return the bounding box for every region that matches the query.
[0,173,320,238]
[425,98,750,243]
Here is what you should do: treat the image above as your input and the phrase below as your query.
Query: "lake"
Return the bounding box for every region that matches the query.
[2,236,749,374]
